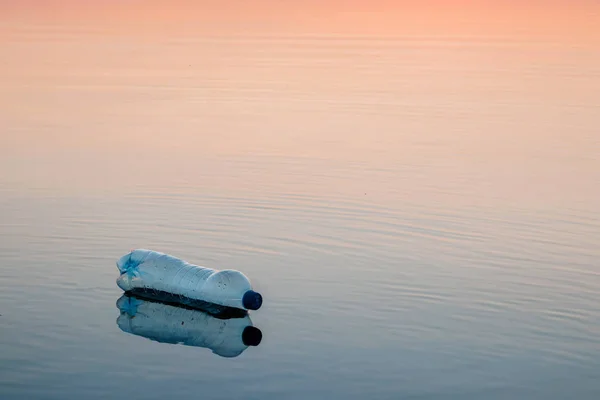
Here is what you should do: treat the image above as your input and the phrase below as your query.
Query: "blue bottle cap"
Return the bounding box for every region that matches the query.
[242,290,263,310]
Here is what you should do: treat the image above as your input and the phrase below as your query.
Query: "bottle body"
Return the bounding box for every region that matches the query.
[116,249,262,311]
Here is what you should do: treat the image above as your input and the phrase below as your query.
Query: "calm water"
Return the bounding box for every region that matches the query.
[1,26,600,399]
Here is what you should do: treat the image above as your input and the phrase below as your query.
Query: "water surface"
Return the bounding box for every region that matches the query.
[1,23,600,399]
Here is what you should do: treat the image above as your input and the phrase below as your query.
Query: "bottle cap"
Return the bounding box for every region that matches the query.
[242,290,263,310]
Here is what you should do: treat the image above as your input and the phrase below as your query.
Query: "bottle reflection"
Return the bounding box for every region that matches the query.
[116,294,262,358]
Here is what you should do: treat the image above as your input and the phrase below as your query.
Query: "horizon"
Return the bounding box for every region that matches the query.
[2,1,599,44]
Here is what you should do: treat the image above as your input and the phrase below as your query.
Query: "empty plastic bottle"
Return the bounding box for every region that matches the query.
[116,294,262,358]
[116,249,262,311]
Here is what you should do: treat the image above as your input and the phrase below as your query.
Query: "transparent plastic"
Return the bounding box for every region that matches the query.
[116,249,262,311]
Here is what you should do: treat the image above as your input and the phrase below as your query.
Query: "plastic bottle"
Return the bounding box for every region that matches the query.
[116,294,262,358]
[116,249,262,311]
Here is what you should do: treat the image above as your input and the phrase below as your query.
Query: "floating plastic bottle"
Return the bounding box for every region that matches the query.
[116,249,262,311]
[116,294,262,358]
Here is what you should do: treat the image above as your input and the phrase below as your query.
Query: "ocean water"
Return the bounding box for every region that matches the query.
[1,26,600,399]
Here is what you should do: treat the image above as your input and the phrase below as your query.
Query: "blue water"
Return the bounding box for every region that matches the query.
[1,29,600,399]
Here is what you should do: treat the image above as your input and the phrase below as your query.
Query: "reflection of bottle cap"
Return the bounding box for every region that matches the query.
[242,326,262,346]
[242,290,263,310]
